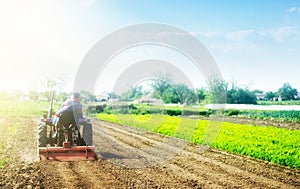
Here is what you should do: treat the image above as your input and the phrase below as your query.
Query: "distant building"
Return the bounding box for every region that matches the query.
[96,92,110,102]
[272,96,282,101]
[138,93,163,105]
[255,93,265,101]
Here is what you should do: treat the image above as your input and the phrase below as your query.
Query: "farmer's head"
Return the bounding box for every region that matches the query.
[72,92,80,101]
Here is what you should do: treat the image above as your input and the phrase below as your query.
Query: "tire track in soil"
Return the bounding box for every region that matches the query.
[38,157,128,188]
[93,119,300,188]
[93,123,231,188]
[95,123,254,188]
[56,162,93,188]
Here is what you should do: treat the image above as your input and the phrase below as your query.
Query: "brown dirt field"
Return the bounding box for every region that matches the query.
[0,116,299,188]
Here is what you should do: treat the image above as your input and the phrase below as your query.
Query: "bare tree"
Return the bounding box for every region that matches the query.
[40,75,64,102]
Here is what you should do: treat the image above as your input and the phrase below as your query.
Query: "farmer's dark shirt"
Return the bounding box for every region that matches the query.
[56,100,83,122]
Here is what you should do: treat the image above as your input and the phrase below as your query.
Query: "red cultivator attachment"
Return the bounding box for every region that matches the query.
[39,144,96,161]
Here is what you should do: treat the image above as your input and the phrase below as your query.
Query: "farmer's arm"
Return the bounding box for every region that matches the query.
[55,105,72,116]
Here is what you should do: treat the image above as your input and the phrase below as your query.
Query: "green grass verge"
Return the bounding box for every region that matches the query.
[0,99,60,117]
[98,113,300,169]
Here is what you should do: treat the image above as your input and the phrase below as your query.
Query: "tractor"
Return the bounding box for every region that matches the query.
[38,93,96,161]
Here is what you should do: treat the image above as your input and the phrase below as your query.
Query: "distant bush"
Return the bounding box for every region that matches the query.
[164,109,181,116]
[98,103,215,117]
[225,109,240,116]
[103,106,114,114]
[95,105,106,113]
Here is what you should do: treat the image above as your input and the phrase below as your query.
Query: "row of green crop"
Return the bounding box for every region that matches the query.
[98,113,300,169]
[235,110,300,122]
[258,100,300,105]
[95,103,300,122]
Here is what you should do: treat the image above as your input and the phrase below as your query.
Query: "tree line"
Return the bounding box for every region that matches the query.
[22,73,298,105]
[117,73,299,105]
[264,83,298,101]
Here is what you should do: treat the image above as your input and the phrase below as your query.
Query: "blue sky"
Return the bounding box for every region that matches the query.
[0,0,299,93]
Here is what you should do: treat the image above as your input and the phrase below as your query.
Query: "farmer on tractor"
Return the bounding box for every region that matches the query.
[54,92,83,127]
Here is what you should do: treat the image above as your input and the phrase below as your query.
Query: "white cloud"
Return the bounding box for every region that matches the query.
[273,27,299,42]
[199,30,255,41]
[199,26,300,53]
[260,26,300,42]
[288,7,300,13]
[211,44,233,52]
[226,30,255,41]
[199,31,221,38]
[200,26,300,44]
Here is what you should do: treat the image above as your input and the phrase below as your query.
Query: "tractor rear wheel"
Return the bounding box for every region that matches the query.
[83,123,93,146]
[38,123,47,147]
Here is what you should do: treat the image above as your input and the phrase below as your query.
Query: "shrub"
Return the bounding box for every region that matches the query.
[225,109,240,116]
[164,109,182,116]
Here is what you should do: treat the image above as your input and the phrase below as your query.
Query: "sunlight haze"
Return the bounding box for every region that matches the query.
[0,0,299,93]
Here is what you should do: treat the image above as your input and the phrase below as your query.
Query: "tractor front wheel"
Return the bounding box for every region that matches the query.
[38,123,47,147]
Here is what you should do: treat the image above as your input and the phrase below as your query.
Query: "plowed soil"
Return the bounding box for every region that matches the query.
[0,116,299,188]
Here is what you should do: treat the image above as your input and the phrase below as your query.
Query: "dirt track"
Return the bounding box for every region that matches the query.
[0,117,299,188]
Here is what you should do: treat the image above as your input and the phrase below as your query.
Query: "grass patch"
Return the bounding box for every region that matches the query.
[0,144,9,169]
[8,122,19,135]
[0,158,9,169]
